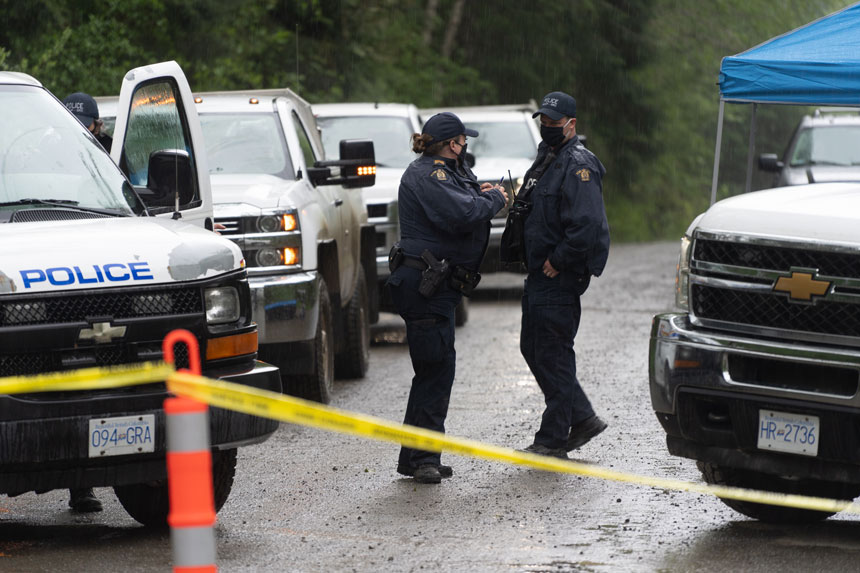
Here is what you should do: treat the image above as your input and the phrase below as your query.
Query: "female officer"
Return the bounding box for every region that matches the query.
[387,112,507,484]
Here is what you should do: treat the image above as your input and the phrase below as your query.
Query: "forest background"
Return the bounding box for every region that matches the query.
[0,0,851,240]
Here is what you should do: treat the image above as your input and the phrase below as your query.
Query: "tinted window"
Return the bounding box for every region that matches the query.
[316,115,415,168]
[463,121,537,160]
[790,126,860,167]
[199,112,294,178]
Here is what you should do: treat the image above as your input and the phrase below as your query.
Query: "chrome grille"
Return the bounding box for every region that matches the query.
[691,284,860,337]
[695,239,860,278]
[216,217,242,235]
[691,237,860,343]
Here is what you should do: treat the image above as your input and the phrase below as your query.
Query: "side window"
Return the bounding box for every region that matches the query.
[292,111,317,171]
[121,80,200,210]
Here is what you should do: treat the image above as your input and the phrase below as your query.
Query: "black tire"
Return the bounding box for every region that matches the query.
[275,279,334,403]
[699,462,860,523]
[335,266,370,379]
[454,297,469,327]
[114,448,237,527]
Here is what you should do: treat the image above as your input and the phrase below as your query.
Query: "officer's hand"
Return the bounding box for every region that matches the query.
[542,259,559,278]
[490,184,509,203]
[480,182,494,191]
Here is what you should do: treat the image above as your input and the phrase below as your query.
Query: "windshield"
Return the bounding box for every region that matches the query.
[316,115,416,168]
[789,125,860,167]
[0,85,140,216]
[199,112,294,178]
[463,120,537,160]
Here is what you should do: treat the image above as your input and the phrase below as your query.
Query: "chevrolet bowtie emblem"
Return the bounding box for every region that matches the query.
[79,322,127,344]
[773,271,831,302]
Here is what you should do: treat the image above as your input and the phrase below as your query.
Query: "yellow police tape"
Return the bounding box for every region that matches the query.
[1,361,858,516]
[165,371,860,517]
[0,361,174,395]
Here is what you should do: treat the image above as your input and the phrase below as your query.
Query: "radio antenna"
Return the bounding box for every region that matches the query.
[295,24,300,92]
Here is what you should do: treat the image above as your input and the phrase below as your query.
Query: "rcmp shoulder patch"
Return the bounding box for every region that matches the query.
[431,168,448,181]
[576,168,591,182]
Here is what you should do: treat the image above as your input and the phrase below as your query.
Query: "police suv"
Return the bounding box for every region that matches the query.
[0,62,281,526]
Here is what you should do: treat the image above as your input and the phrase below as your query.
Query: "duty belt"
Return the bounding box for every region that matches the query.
[399,255,428,271]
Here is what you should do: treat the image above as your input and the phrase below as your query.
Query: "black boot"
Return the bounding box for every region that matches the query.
[69,488,102,512]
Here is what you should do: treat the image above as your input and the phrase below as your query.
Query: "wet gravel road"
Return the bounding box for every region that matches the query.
[3,241,860,571]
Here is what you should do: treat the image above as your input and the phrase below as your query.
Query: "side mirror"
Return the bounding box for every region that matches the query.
[312,139,376,188]
[137,150,195,209]
[758,153,784,172]
[465,151,476,168]
[307,166,332,186]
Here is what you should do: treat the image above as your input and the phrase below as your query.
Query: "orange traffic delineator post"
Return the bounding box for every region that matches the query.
[163,329,217,573]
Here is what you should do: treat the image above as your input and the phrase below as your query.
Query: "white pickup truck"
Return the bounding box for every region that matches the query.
[0,62,281,526]
[101,89,379,404]
[650,184,860,522]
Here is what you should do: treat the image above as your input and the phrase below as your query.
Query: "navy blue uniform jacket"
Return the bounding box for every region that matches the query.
[523,135,610,276]
[398,155,506,270]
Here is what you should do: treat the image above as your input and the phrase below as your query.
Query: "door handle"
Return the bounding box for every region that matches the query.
[334,199,344,207]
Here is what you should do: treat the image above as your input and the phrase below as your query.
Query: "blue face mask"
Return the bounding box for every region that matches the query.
[540,119,572,147]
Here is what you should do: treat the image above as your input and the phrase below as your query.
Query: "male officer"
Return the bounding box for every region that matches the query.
[388,112,507,483]
[517,91,610,458]
[63,92,113,152]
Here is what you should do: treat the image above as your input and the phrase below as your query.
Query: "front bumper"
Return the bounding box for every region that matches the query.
[0,360,281,495]
[249,271,320,345]
[650,313,860,483]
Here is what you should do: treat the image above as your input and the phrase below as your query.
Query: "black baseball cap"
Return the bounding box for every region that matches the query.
[422,112,478,144]
[532,91,576,120]
[63,92,100,127]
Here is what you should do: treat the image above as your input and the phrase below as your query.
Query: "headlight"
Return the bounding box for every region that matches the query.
[256,247,283,267]
[257,210,299,233]
[204,286,240,324]
[675,236,693,310]
[258,215,282,233]
[255,246,300,267]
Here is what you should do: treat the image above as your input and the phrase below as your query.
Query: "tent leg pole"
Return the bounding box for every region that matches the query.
[745,103,757,194]
[710,99,725,205]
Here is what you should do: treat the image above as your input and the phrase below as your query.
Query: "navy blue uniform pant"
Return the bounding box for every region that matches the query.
[521,272,595,449]
[388,266,461,468]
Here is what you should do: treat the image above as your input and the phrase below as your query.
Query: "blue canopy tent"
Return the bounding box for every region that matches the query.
[710,2,860,203]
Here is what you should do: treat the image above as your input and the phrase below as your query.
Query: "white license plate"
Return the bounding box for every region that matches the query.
[757,409,819,457]
[88,415,155,458]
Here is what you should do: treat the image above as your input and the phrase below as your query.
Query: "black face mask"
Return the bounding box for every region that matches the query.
[457,142,469,165]
[539,120,571,147]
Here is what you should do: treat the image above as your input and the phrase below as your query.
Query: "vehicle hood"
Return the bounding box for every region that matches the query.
[784,165,860,186]
[471,158,533,182]
[696,183,860,246]
[210,173,303,211]
[362,167,402,203]
[0,217,242,294]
